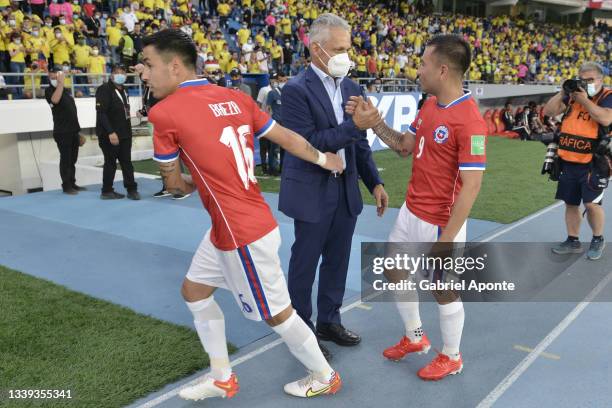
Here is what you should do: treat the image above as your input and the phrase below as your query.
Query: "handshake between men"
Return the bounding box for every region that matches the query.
[345,96,383,130]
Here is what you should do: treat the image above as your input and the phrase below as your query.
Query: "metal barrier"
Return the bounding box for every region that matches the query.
[0,72,143,99]
[354,77,564,92]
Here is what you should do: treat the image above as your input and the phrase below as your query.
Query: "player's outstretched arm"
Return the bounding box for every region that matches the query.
[158,159,195,195]
[262,123,344,173]
[346,96,415,157]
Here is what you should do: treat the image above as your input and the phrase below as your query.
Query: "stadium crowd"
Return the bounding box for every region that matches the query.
[0,0,610,99]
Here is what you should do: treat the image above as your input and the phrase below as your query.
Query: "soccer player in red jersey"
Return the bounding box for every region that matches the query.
[348,34,487,381]
[141,30,344,400]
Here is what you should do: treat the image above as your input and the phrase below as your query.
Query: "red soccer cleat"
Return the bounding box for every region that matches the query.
[417,352,463,381]
[382,335,431,361]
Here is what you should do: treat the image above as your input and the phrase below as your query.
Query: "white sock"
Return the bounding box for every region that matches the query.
[272,310,333,382]
[394,289,422,342]
[438,299,464,361]
[186,296,232,381]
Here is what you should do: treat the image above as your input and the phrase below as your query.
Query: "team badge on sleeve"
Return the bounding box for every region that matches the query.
[471,135,486,155]
[433,126,449,144]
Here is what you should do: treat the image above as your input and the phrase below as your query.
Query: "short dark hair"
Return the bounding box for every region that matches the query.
[142,29,197,70]
[426,34,471,76]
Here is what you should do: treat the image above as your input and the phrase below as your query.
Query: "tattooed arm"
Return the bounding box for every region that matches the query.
[158,160,195,195]
[371,119,416,158]
[261,123,345,172]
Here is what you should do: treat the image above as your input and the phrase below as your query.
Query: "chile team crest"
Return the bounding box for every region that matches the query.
[433,125,450,144]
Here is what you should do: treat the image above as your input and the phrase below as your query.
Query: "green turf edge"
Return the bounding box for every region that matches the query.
[0,265,236,408]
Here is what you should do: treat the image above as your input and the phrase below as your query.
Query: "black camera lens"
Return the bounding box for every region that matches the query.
[562,79,577,94]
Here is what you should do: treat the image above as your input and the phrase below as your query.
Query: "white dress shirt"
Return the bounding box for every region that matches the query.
[310,63,346,170]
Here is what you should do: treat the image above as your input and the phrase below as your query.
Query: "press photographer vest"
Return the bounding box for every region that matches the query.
[558,88,612,164]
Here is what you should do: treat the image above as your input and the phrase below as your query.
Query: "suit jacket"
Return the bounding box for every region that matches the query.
[279,66,383,223]
[95,81,132,139]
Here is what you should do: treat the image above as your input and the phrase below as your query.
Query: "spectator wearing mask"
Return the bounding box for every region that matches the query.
[7,32,26,97]
[87,44,105,91]
[229,67,252,97]
[120,4,138,32]
[281,40,293,76]
[45,68,86,194]
[73,36,91,94]
[95,64,140,200]
[50,27,73,69]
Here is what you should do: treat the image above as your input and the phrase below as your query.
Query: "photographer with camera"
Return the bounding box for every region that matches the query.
[543,62,612,260]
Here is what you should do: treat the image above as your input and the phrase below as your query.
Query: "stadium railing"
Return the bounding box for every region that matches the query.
[0,72,144,99]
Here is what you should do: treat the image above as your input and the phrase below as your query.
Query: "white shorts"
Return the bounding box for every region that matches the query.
[386,204,467,285]
[186,227,291,321]
[388,203,467,243]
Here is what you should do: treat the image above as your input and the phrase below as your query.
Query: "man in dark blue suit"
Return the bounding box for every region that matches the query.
[279,13,388,360]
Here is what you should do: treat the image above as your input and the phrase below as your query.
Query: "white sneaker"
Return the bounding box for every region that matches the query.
[283,371,342,398]
[178,373,239,401]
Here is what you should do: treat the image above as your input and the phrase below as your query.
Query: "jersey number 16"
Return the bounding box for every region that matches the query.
[219,125,257,189]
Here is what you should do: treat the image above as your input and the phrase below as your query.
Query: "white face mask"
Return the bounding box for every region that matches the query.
[50,79,58,87]
[587,83,598,97]
[92,49,99,55]
[317,43,352,78]
[59,19,66,24]
[55,32,62,38]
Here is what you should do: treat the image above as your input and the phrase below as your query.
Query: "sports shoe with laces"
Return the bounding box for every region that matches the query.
[417,352,463,381]
[551,238,582,254]
[383,334,431,361]
[178,373,239,401]
[153,189,171,198]
[283,371,342,398]
[587,237,605,260]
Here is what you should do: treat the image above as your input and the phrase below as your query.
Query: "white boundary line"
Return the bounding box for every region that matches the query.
[476,269,612,408]
[135,294,375,408]
[136,199,565,408]
[479,201,563,242]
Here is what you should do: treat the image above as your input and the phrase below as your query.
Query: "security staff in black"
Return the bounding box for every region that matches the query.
[45,68,86,195]
[543,62,612,260]
[95,64,140,200]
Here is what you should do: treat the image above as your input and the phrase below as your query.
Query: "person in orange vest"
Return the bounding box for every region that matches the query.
[543,62,612,260]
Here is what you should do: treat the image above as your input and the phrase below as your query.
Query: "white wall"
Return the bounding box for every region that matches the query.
[0,96,154,195]
[0,96,143,134]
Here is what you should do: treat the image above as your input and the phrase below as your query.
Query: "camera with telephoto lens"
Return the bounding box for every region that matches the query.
[562,78,588,94]
[541,142,559,177]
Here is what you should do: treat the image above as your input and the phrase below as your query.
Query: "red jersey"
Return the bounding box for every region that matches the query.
[405,91,487,227]
[150,79,278,250]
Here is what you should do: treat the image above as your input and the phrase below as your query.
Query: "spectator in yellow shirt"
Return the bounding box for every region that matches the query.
[87,45,106,93]
[105,17,122,64]
[8,33,27,97]
[237,23,250,45]
[26,26,49,62]
[23,62,44,99]
[50,28,73,69]
[217,1,230,27]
